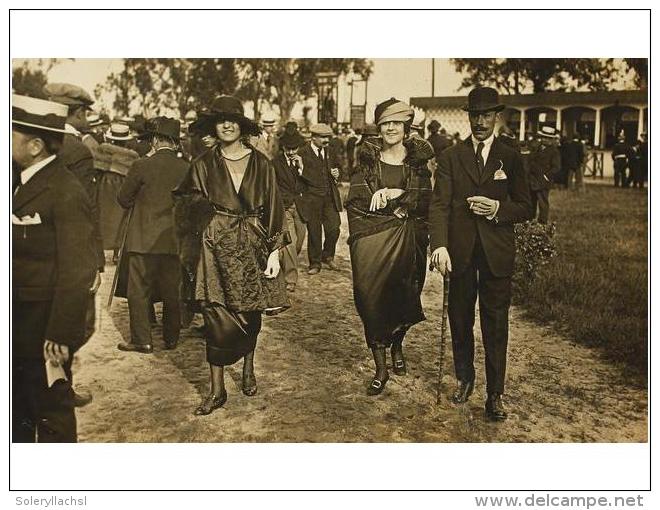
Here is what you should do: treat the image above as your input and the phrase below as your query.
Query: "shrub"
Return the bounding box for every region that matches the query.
[513,220,557,298]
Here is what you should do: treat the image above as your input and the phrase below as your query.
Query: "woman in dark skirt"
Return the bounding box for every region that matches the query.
[345,98,434,396]
[174,95,289,415]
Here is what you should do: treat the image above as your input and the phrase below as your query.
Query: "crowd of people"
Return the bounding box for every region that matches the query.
[12,78,646,443]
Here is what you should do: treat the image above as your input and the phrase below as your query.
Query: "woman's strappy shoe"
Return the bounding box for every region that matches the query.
[391,346,407,376]
[242,373,257,397]
[366,374,389,396]
[194,391,228,416]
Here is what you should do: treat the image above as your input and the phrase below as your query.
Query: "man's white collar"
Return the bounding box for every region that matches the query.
[20,155,56,185]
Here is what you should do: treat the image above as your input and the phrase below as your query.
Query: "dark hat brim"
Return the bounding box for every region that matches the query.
[137,129,181,142]
[462,104,506,113]
[196,111,261,137]
[279,133,305,149]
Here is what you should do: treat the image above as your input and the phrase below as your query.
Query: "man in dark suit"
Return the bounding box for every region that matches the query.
[427,120,453,160]
[45,83,105,408]
[429,87,532,421]
[12,94,97,442]
[273,124,308,292]
[612,133,630,188]
[528,127,561,224]
[564,133,586,191]
[117,117,190,353]
[298,123,343,274]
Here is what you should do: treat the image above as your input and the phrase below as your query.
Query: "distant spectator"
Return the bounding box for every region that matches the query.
[564,133,586,191]
[527,126,561,224]
[426,119,452,161]
[498,125,520,152]
[612,133,630,188]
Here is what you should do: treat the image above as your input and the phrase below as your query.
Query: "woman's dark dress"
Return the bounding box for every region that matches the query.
[184,146,289,366]
[346,139,433,348]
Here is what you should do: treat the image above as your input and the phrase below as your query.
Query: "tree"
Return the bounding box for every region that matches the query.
[12,58,66,98]
[236,58,373,121]
[451,58,623,94]
[96,58,237,117]
[96,58,373,122]
[12,64,48,98]
[621,58,648,88]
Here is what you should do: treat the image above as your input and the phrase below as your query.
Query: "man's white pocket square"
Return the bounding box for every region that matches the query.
[493,169,508,180]
[12,212,42,225]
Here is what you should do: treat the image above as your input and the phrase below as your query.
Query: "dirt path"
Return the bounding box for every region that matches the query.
[75,212,647,443]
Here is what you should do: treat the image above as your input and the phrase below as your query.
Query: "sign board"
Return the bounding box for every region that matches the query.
[351,105,366,130]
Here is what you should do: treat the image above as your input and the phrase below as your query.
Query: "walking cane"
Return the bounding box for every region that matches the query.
[107,208,132,310]
[437,273,450,404]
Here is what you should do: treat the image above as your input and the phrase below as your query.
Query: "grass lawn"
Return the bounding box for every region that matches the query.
[517,184,648,384]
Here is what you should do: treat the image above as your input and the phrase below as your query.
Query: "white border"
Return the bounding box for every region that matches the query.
[4,5,653,502]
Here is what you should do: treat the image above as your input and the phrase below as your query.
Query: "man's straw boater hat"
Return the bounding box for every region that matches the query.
[87,112,104,127]
[537,125,559,139]
[260,114,276,127]
[106,123,134,141]
[12,94,69,133]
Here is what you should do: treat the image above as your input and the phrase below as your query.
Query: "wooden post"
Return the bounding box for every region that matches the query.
[556,108,562,133]
[637,107,645,138]
[431,58,435,97]
[594,107,602,148]
[519,108,526,141]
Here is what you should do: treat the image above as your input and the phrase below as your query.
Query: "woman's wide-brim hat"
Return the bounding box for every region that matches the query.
[138,116,181,142]
[462,87,506,113]
[12,94,69,134]
[106,122,134,141]
[196,95,260,137]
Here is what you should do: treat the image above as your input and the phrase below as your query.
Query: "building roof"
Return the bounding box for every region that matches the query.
[410,89,648,110]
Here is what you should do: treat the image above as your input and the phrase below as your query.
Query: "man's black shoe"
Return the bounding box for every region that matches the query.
[117,342,153,354]
[485,393,508,422]
[451,380,474,404]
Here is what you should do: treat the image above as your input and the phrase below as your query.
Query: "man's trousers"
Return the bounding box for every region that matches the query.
[127,252,181,346]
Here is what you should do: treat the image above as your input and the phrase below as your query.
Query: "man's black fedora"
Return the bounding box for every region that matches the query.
[462,87,506,114]
[279,123,305,149]
[139,116,181,142]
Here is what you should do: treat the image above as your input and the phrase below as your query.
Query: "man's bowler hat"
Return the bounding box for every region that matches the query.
[462,87,505,114]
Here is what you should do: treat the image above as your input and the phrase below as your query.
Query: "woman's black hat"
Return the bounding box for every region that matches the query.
[195,95,261,137]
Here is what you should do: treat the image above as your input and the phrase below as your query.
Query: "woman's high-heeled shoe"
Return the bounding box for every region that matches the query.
[194,391,228,416]
[242,373,257,397]
[367,346,389,396]
[367,374,389,396]
[391,345,407,376]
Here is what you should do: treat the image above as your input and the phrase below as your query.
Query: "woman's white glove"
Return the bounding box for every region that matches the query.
[369,188,406,211]
[264,250,281,279]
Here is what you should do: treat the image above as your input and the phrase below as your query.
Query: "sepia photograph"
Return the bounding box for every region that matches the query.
[8,6,651,499]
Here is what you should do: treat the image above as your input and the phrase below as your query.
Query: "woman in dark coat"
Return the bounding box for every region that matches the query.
[174,96,289,415]
[345,98,434,395]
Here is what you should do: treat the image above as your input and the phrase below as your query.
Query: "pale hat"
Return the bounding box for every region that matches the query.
[537,125,559,139]
[44,82,94,108]
[87,112,103,127]
[310,123,333,137]
[12,94,68,133]
[106,123,134,141]
[260,114,277,127]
